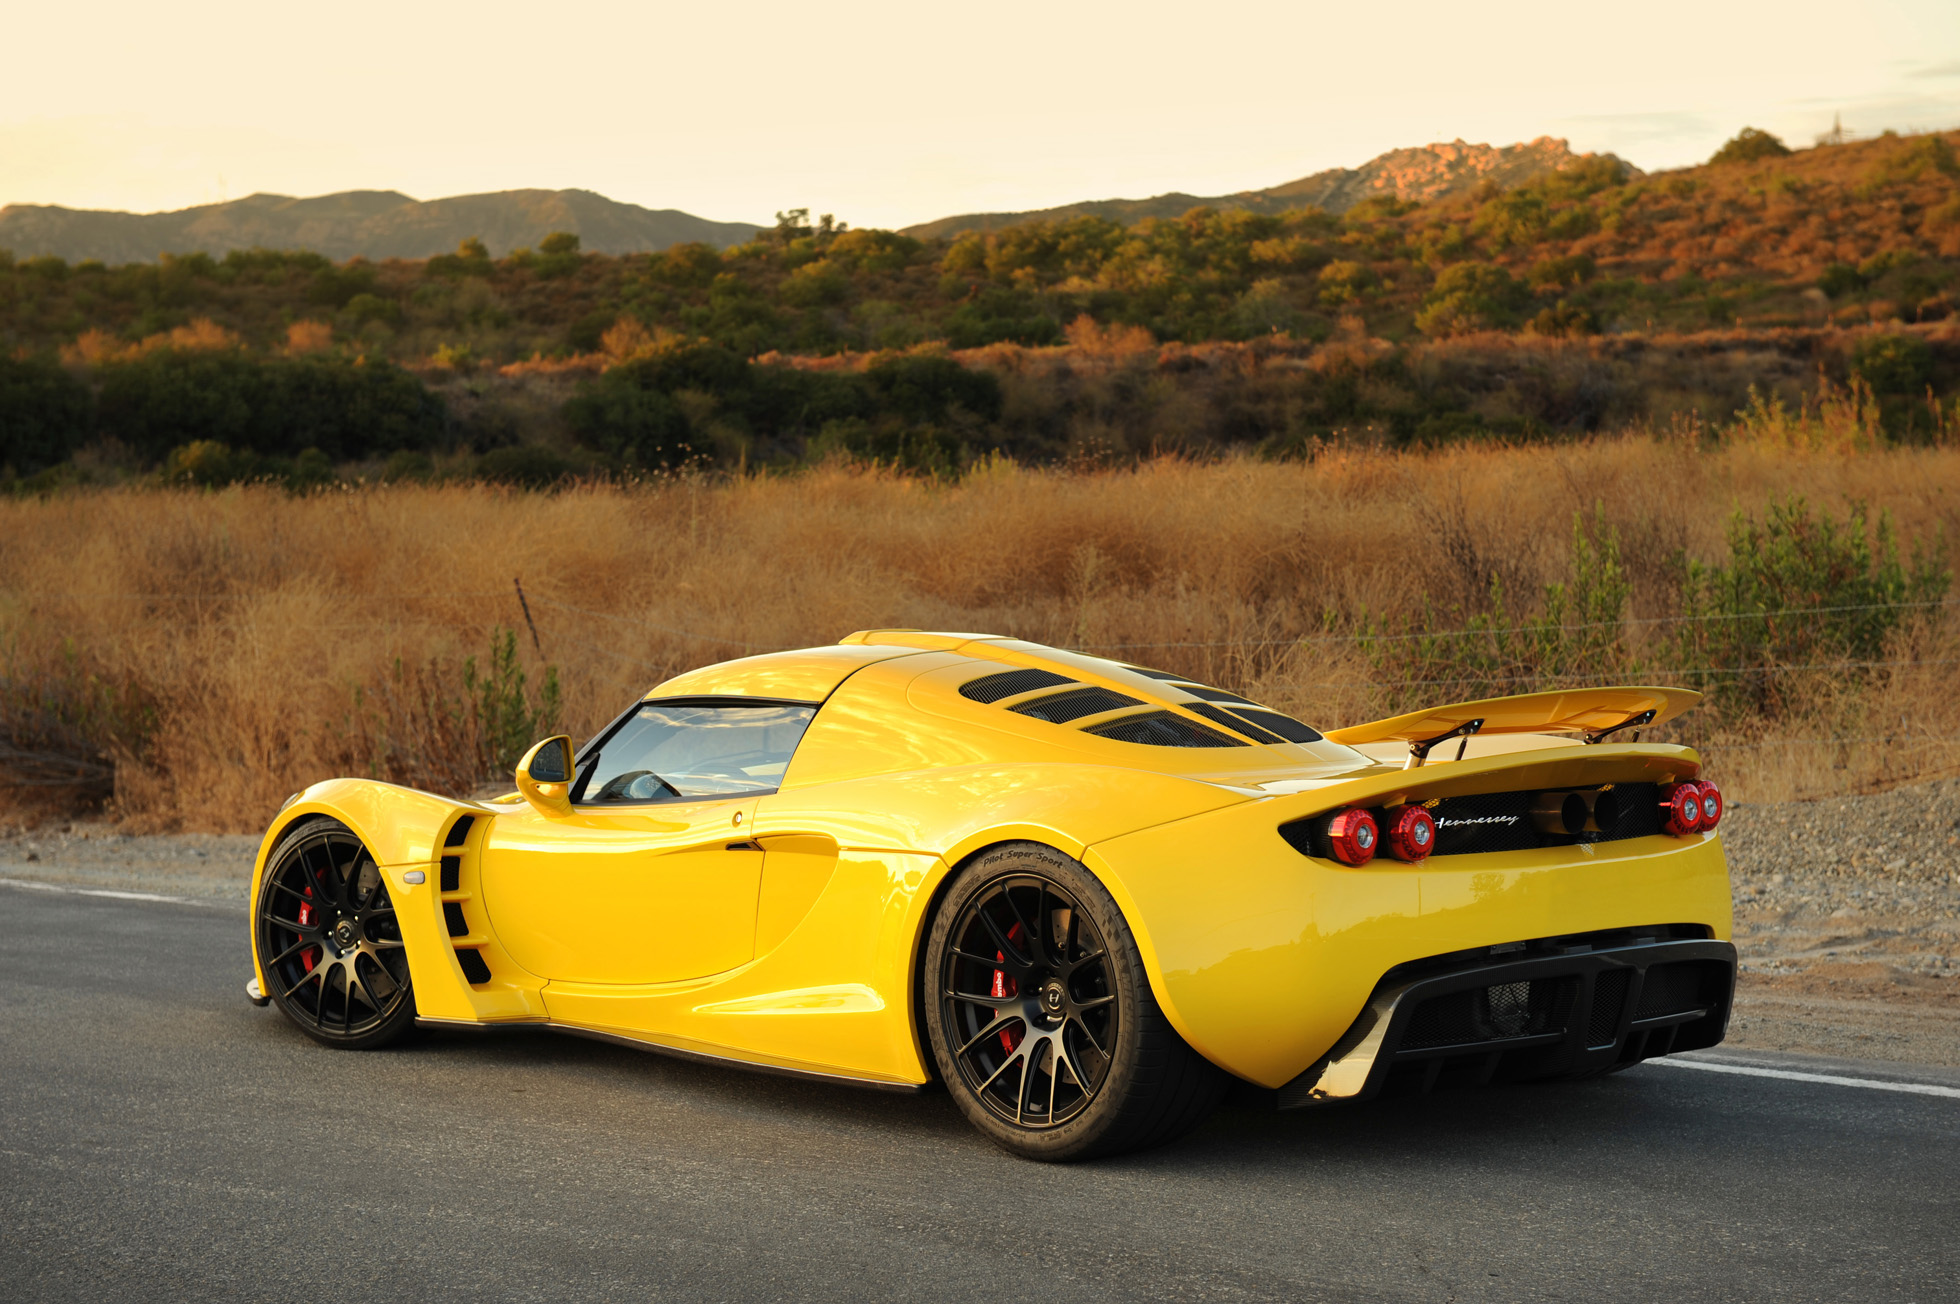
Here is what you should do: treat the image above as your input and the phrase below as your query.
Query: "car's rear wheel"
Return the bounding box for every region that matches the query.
[254,818,415,1049]
[922,843,1226,1161]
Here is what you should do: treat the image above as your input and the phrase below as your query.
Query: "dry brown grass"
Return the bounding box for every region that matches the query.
[3,434,1957,832]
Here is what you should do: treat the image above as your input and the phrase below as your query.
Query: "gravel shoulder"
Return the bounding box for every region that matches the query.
[6,780,1958,1067]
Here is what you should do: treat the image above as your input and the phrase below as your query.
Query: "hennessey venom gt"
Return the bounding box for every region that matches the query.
[247,630,1735,1160]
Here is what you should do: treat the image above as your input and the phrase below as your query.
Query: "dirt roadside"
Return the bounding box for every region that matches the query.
[4,782,1957,1067]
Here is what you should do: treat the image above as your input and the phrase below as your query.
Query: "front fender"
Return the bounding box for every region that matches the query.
[247,781,540,1024]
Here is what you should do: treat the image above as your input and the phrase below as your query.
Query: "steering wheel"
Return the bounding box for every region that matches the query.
[594,769,682,801]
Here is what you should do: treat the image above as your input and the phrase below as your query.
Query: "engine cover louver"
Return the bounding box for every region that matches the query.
[1084,711,1248,748]
[958,668,1077,703]
[1009,687,1143,723]
[1184,701,1287,744]
[1226,707,1322,743]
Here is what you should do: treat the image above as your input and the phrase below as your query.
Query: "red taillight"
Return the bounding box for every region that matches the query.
[1384,805,1436,863]
[1695,780,1723,831]
[1324,807,1380,866]
[1659,782,1704,836]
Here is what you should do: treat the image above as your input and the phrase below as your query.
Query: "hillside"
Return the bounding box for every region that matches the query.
[0,189,763,263]
[902,137,1644,238]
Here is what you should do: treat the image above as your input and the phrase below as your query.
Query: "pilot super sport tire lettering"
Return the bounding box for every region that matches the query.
[254,818,416,1049]
[923,843,1226,1161]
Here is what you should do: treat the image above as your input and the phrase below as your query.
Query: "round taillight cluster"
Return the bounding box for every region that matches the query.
[1660,780,1723,836]
[1322,805,1436,866]
[1324,807,1379,866]
[1385,805,1437,863]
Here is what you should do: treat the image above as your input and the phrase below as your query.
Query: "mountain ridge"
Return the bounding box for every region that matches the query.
[0,188,764,263]
[901,137,1645,238]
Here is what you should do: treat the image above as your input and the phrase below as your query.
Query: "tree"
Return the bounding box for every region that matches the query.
[1708,127,1791,166]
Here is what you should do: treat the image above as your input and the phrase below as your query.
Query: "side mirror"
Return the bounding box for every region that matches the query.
[515,735,575,816]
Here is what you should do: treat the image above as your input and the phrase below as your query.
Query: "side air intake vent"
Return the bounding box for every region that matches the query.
[1084,711,1248,748]
[1011,687,1143,723]
[1229,708,1322,743]
[456,950,492,985]
[1184,701,1286,744]
[960,668,1077,703]
[443,816,475,848]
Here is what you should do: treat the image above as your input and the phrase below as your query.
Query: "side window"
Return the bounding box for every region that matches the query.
[573,701,818,804]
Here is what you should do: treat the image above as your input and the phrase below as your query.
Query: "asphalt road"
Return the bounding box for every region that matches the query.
[4,884,1957,1304]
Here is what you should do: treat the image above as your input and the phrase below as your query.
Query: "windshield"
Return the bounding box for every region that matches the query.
[574,701,818,803]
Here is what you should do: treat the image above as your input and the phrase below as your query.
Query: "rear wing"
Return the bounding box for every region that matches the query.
[1323,686,1702,769]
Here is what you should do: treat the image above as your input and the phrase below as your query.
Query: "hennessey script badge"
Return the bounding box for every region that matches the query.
[1433,814,1518,828]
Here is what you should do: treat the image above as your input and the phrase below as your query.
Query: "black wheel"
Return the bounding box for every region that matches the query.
[922,843,1227,1161]
[254,818,416,1049]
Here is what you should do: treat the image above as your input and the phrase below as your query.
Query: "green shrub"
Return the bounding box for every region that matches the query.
[0,355,94,473]
[427,237,494,278]
[98,352,445,463]
[865,351,1003,423]
[537,231,582,280]
[1361,506,1632,711]
[564,381,693,468]
[1817,263,1864,298]
[1708,127,1791,166]
[1670,497,1949,718]
[1851,334,1933,395]
[1415,262,1530,335]
[474,444,589,487]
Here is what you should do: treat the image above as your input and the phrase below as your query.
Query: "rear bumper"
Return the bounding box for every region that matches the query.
[1277,932,1736,1108]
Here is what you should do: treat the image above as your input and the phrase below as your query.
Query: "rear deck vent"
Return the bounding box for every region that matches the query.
[960,668,1076,703]
[456,949,492,985]
[1010,687,1143,723]
[1184,701,1286,744]
[1084,711,1247,748]
[1178,684,1259,705]
[444,816,475,848]
[439,856,461,893]
[443,902,469,938]
[1230,708,1323,743]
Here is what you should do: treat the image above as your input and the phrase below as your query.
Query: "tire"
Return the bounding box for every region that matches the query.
[922,843,1227,1161]
[254,818,416,1049]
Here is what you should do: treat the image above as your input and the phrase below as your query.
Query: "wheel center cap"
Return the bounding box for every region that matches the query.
[333,919,358,951]
[1040,980,1067,1015]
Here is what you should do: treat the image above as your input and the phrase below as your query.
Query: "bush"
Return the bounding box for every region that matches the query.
[1851,334,1933,396]
[537,231,582,279]
[427,237,494,278]
[0,356,94,473]
[865,352,1003,423]
[1415,262,1530,336]
[1818,263,1864,298]
[564,381,693,468]
[1708,127,1791,166]
[1671,498,1949,718]
[97,352,445,463]
[475,445,590,488]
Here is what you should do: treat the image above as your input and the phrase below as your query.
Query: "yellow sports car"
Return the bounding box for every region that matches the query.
[247,630,1735,1160]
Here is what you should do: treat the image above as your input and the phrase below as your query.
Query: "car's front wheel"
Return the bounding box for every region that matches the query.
[254,818,416,1049]
[922,843,1226,1161]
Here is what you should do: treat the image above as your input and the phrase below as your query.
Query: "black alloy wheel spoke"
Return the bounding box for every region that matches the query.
[954,1013,1024,1058]
[974,909,1030,972]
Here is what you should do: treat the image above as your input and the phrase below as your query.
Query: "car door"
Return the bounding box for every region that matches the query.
[478,698,819,986]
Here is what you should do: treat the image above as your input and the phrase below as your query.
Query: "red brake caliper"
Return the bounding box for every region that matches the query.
[297,886,319,972]
[993,922,1025,1054]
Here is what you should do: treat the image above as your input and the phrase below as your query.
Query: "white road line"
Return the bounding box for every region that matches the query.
[1657,1057,1960,1099]
[0,876,207,906]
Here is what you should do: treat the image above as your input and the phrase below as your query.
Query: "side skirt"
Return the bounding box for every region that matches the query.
[414,1016,929,1095]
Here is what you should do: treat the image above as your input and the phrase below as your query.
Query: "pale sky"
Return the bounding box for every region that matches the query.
[3,0,1957,231]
